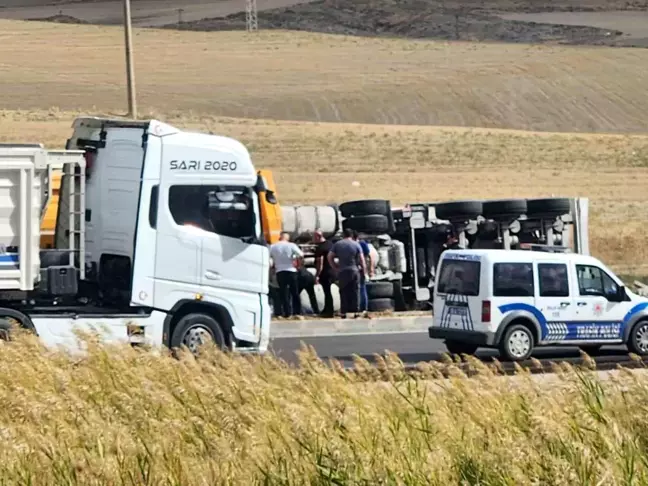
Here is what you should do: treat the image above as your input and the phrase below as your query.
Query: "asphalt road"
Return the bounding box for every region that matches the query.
[268,332,630,367]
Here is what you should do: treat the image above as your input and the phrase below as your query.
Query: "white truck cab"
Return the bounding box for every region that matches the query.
[0,117,275,355]
[429,248,648,361]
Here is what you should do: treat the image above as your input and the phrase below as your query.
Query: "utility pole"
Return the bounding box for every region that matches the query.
[245,0,258,32]
[123,0,137,118]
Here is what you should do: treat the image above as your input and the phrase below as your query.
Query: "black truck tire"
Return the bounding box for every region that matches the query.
[339,199,391,218]
[368,298,395,312]
[170,313,226,355]
[366,281,393,299]
[434,200,483,221]
[342,215,392,234]
[482,199,528,219]
[526,198,571,217]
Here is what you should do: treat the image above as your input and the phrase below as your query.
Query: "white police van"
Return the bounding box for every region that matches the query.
[428,249,648,361]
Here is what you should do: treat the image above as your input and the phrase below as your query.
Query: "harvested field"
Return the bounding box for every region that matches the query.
[3,20,648,132]
[0,332,648,483]
[3,110,647,274]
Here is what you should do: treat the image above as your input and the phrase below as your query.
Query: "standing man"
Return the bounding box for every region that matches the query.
[353,231,373,316]
[313,230,334,318]
[328,228,366,319]
[270,232,303,318]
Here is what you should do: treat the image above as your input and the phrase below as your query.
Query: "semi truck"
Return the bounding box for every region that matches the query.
[0,116,277,355]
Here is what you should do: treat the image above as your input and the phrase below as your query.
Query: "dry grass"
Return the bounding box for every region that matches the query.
[2,110,647,273]
[0,330,648,484]
[3,19,648,132]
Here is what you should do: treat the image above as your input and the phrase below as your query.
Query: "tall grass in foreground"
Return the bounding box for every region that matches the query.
[1,332,648,485]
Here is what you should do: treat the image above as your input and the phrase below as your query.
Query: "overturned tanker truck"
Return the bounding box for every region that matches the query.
[281,197,590,315]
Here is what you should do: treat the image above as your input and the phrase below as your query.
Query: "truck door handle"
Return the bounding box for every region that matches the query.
[577,302,587,306]
[204,271,221,280]
[560,302,570,306]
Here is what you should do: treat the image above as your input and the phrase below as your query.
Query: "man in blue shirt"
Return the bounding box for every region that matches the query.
[353,230,372,316]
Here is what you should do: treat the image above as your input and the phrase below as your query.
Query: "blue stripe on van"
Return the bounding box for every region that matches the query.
[498,302,648,342]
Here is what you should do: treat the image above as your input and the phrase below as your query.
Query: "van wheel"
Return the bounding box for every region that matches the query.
[627,320,648,356]
[170,313,226,355]
[445,340,479,356]
[499,324,534,361]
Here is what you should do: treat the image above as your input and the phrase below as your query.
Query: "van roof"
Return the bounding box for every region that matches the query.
[442,249,603,266]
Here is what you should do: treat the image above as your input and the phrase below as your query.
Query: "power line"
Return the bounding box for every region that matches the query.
[246,0,258,32]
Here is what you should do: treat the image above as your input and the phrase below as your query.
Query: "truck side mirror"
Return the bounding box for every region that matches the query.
[265,190,277,205]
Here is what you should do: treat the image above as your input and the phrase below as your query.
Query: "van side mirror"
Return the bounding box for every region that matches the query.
[608,285,626,302]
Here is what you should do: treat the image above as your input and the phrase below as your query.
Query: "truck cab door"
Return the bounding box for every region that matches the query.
[199,186,268,342]
[153,184,202,303]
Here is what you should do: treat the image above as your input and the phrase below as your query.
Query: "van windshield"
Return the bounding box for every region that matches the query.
[436,258,480,296]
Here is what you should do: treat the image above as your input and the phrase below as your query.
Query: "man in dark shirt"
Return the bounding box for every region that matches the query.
[313,230,334,318]
[328,228,366,319]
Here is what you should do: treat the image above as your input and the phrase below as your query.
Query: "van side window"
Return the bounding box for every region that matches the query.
[538,263,569,297]
[168,185,256,239]
[493,263,534,297]
[576,265,619,298]
[436,259,480,296]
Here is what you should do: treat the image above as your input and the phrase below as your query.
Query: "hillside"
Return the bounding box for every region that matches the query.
[2,110,647,273]
[2,20,648,133]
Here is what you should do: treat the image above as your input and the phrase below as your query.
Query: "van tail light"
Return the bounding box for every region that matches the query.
[481,300,491,323]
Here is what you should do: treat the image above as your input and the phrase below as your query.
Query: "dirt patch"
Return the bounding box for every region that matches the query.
[164,0,648,46]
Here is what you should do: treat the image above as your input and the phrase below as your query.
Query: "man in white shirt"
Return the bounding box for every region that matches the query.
[270,232,304,318]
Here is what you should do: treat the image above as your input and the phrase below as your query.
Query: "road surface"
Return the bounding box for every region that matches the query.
[269,332,630,367]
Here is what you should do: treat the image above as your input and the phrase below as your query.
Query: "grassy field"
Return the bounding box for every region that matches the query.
[0,19,647,272]
[3,19,648,132]
[0,332,645,484]
[3,110,647,273]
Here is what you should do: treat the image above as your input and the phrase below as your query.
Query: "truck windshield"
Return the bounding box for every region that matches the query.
[436,259,480,296]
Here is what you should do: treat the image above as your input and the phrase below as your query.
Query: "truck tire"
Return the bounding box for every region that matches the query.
[482,199,527,219]
[0,308,35,340]
[342,215,392,234]
[627,320,648,356]
[170,312,226,355]
[499,323,534,361]
[366,281,393,299]
[368,298,394,312]
[445,340,479,356]
[340,199,390,218]
[526,198,571,217]
[434,200,483,221]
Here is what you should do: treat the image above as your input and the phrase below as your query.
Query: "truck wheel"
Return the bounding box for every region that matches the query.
[526,198,571,217]
[366,281,393,299]
[499,324,534,361]
[482,199,528,219]
[342,215,392,234]
[445,340,479,356]
[368,298,394,312]
[340,199,390,218]
[170,313,226,355]
[434,200,483,221]
[627,320,648,356]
